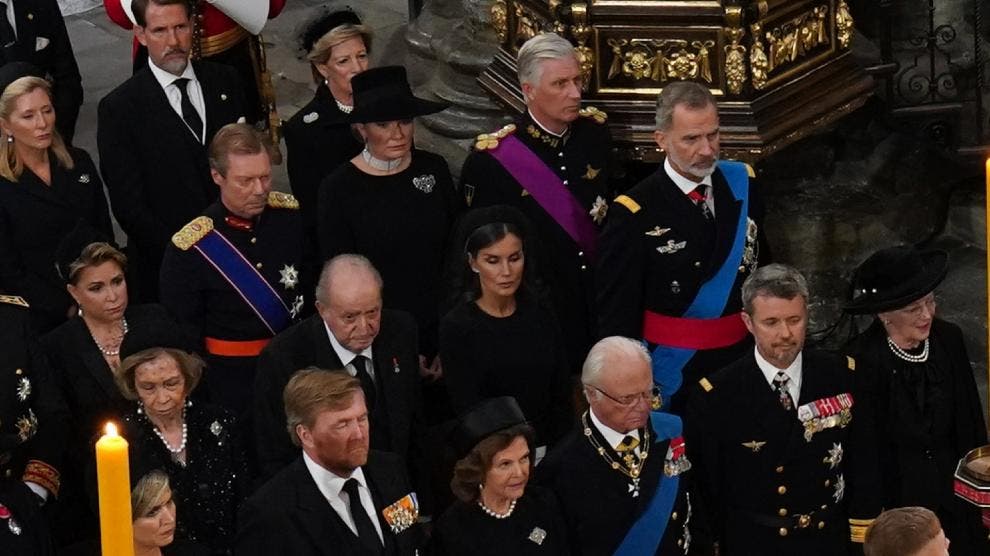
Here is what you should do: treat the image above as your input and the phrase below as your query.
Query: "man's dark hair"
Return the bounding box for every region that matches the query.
[132,0,191,27]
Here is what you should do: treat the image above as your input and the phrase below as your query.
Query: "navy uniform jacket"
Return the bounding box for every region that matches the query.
[460,109,613,371]
[536,414,705,555]
[685,350,868,555]
[596,164,770,410]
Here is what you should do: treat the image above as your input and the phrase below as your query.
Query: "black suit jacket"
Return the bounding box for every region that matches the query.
[236,451,423,556]
[1,0,83,143]
[97,61,246,301]
[253,311,430,505]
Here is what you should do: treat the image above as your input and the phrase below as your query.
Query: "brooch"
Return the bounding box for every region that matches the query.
[412,174,435,193]
[279,264,299,290]
[78,174,91,184]
[382,493,419,534]
[303,112,319,124]
[210,421,223,437]
[528,527,547,545]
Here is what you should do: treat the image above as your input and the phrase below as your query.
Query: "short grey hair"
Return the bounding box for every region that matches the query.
[655,81,717,131]
[517,33,579,88]
[314,254,383,306]
[741,263,810,315]
[581,336,651,387]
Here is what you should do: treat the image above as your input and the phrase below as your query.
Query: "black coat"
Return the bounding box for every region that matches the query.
[0,147,112,332]
[97,61,247,302]
[236,451,424,556]
[845,319,990,553]
[536,414,701,555]
[0,0,83,143]
[596,164,769,410]
[253,312,431,506]
[459,112,614,372]
[685,350,863,555]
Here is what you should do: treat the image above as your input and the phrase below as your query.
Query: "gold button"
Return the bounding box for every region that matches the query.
[4,469,11,478]
[255,262,263,269]
[778,508,788,517]
[824,480,831,487]
[778,528,788,537]
[580,265,587,270]
[15,368,22,375]
[694,261,701,268]
[777,485,787,495]
[798,515,811,528]
[676,539,683,547]
[738,265,746,272]
[776,466,784,473]
[818,521,825,529]
[250,237,257,244]
[821,504,828,510]
[671,512,678,521]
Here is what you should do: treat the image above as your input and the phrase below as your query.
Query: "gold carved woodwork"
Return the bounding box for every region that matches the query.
[491,0,508,44]
[750,23,769,90]
[763,5,830,75]
[836,0,854,49]
[567,4,595,92]
[606,38,715,84]
[724,27,746,94]
[514,4,543,46]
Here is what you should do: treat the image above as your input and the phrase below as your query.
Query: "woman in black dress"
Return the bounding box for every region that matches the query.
[440,206,572,452]
[0,63,112,332]
[283,9,371,241]
[434,397,569,555]
[115,337,249,555]
[318,65,457,372]
[844,245,989,553]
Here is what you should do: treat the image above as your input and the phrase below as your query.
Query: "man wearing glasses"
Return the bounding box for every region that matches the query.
[537,336,705,555]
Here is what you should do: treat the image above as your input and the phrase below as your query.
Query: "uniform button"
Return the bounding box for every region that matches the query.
[563,180,569,185]
[778,508,787,517]
[560,166,566,171]
[777,485,787,495]
[4,469,11,478]
[557,152,563,158]
[778,528,788,537]
[255,262,263,269]
[580,265,587,270]
[775,466,784,473]
[676,539,683,547]
[738,265,746,272]
[693,261,701,268]
[818,521,825,529]
[250,237,257,244]
[15,368,22,375]
[578,251,584,257]
[821,504,828,510]
[671,512,678,521]
[824,479,831,487]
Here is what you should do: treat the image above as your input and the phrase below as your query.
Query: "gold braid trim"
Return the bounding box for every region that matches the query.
[849,518,875,543]
[199,25,250,58]
[613,194,641,214]
[267,191,299,209]
[23,459,60,498]
[0,294,28,307]
[172,216,214,251]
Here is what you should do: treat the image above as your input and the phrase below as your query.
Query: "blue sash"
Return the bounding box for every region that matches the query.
[650,161,751,404]
[193,229,290,335]
[614,412,684,555]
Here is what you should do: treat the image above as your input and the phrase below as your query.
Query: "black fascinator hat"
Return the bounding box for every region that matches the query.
[844,245,948,315]
[299,8,364,55]
[0,62,43,96]
[450,397,528,459]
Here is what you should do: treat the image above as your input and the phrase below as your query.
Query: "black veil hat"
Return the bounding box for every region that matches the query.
[348,66,446,123]
[298,7,363,55]
[843,245,948,315]
[449,396,528,459]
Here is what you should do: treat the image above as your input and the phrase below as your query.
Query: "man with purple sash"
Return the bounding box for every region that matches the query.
[160,123,309,414]
[460,32,613,373]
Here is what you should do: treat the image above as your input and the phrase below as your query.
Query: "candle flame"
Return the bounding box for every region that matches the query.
[105,422,118,437]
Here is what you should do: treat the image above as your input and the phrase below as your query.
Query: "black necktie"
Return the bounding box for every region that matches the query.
[172,77,203,143]
[342,478,383,554]
[351,355,376,411]
[0,2,16,49]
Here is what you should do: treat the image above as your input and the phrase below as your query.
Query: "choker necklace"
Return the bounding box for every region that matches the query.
[477,498,516,519]
[91,317,129,357]
[887,337,929,363]
[335,99,353,114]
[361,148,405,172]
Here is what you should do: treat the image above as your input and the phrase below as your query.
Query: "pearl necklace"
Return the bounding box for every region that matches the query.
[477,498,516,519]
[152,419,188,456]
[886,336,930,363]
[91,317,129,357]
[335,99,353,114]
[361,148,405,172]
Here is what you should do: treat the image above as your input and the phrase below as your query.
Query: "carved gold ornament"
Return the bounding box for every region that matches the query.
[568,4,594,91]
[836,0,854,49]
[514,4,542,45]
[724,27,747,94]
[606,38,715,83]
[764,5,831,74]
[491,0,508,44]
[749,23,770,90]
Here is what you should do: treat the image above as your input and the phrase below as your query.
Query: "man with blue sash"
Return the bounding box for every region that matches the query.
[160,123,309,414]
[537,337,708,555]
[596,81,770,413]
[686,265,872,554]
[460,32,613,374]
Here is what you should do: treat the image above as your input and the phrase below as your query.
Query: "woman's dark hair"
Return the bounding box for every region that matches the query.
[449,424,535,503]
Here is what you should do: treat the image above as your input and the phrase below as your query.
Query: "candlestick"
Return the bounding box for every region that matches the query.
[96,422,134,556]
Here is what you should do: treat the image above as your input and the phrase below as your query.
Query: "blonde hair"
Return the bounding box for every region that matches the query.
[0,76,73,181]
[132,469,171,519]
[283,368,362,446]
[67,242,128,285]
[307,24,372,85]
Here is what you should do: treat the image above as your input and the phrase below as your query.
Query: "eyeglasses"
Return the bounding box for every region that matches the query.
[588,384,661,408]
[895,293,937,318]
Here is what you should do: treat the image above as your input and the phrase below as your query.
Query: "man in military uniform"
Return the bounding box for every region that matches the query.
[0,294,68,555]
[537,336,706,555]
[596,80,770,412]
[160,123,309,414]
[460,32,613,373]
[685,264,871,554]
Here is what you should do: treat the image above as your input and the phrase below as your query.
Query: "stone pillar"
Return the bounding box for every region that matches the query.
[404,0,464,87]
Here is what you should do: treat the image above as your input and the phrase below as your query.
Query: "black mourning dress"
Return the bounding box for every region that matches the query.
[317,149,460,356]
[846,318,989,554]
[439,297,573,447]
[122,402,249,555]
[433,486,569,555]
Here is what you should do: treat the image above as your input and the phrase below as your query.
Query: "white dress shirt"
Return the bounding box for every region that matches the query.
[147,60,206,143]
[589,406,642,456]
[664,157,716,217]
[302,452,384,541]
[323,321,375,380]
[754,347,803,406]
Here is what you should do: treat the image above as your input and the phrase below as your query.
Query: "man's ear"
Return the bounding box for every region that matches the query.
[134,26,149,48]
[296,424,313,449]
[741,311,755,336]
[210,168,224,188]
[653,129,666,152]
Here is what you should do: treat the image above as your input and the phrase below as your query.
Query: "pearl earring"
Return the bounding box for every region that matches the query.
[6,135,11,144]
[471,267,480,274]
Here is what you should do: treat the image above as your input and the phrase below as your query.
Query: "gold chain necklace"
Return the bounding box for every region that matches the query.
[582,412,650,496]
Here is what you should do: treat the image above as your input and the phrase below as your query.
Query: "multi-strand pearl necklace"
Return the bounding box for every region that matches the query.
[91,317,129,357]
[477,498,516,519]
[151,408,188,463]
[886,337,930,363]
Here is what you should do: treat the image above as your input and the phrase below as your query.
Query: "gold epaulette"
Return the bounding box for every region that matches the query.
[268,191,299,209]
[613,194,641,214]
[0,294,28,308]
[849,518,874,543]
[172,216,214,251]
[846,356,856,370]
[579,106,608,124]
[474,124,517,151]
[744,163,756,178]
[23,459,60,498]
[699,377,714,392]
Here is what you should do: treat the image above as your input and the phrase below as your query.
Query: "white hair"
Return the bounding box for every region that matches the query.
[315,254,382,305]
[581,336,651,388]
[516,33,578,88]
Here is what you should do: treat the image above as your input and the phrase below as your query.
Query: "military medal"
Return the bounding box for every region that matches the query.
[382,493,419,534]
[289,295,304,319]
[663,436,692,477]
[278,264,299,290]
[0,504,20,536]
[741,218,759,271]
[797,393,854,441]
[645,226,670,237]
[824,442,843,469]
[833,474,845,502]
[589,196,608,224]
[16,377,30,401]
[657,240,687,254]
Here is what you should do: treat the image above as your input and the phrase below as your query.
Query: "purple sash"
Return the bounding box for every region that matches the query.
[489,134,599,259]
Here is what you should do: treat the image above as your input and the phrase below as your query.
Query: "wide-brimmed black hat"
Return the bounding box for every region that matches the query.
[298,8,363,54]
[348,66,447,124]
[0,62,43,95]
[119,317,196,361]
[450,397,527,458]
[54,220,116,283]
[844,245,948,314]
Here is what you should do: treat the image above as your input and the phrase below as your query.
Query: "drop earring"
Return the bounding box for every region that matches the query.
[6,135,11,144]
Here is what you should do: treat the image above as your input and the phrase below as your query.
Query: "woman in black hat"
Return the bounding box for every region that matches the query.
[283,9,371,244]
[440,206,572,452]
[433,397,569,555]
[0,62,112,333]
[317,65,459,374]
[844,245,989,553]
